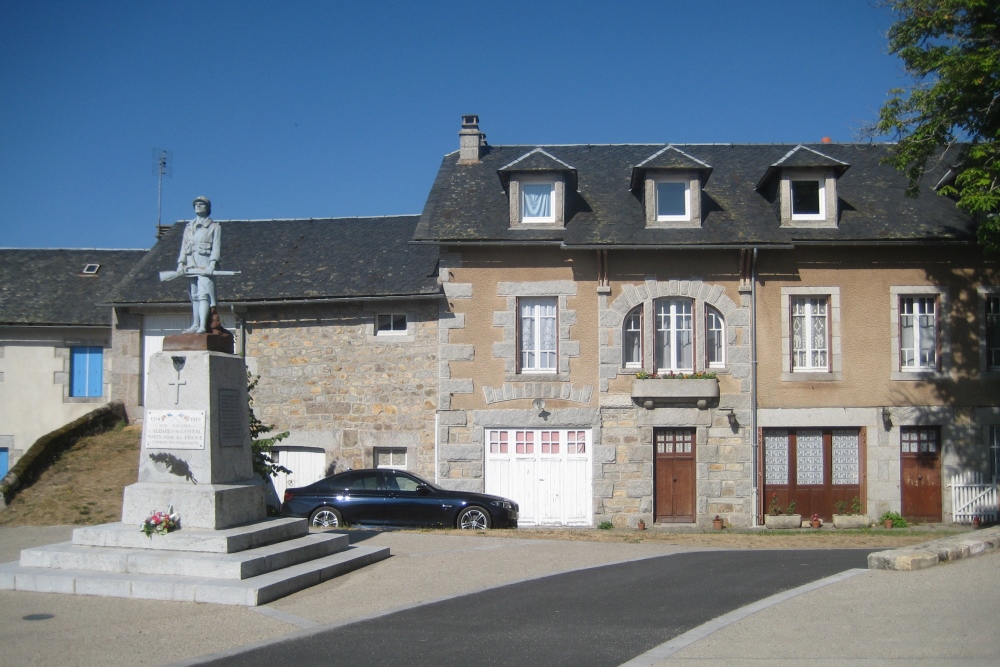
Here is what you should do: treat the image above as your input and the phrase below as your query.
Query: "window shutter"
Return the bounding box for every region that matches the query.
[935,295,942,371]
[87,348,103,397]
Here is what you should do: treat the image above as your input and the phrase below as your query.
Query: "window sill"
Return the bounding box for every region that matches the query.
[648,219,701,229]
[891,370,946,381]
[506,372,569,383]
[781,371,842,382]
[65,396,105,404]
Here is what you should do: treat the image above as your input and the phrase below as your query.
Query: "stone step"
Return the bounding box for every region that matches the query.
[21,532,349,580]
[0,544,390,606]
[72,518,309,553]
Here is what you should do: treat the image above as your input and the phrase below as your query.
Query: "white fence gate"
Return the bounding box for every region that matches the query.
[950,470,998,524]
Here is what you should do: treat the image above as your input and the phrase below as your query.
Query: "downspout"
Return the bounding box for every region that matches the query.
[434,413,440,485]
[750,247,759,527]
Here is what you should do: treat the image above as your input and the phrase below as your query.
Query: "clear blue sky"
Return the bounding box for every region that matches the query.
[0,1,904,250]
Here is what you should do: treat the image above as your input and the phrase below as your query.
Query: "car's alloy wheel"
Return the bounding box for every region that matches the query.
[309,507,342,528]
[457,506,490,530]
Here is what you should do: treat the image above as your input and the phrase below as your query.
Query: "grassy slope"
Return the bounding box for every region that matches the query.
[0,424,141,527]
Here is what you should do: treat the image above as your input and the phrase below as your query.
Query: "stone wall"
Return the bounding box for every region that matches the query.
[243,300,439,479]
[109,308,143,418]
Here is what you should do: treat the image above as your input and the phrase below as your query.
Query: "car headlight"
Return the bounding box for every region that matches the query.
[491,500,513,510]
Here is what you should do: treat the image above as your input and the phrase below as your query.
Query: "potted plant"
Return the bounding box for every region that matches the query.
[631,371,720,405]
[713,515,724,530]
[810,513,822,529]
[832,496,870,529]
[764,493,802,529]
[879,511,907,529]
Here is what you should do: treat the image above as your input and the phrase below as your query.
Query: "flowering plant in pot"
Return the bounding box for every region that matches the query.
[810,513,822,529]
[712,515,724,530]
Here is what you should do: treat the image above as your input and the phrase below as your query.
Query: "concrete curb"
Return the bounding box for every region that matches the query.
[868,525,1000,570]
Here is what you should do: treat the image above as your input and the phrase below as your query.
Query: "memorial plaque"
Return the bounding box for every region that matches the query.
[145,410,206,450]
[218,389,244,448]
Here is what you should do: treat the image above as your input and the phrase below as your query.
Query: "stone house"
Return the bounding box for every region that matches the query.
[0,248,146,476]
[105,215,442,500]
[415,116,999,527]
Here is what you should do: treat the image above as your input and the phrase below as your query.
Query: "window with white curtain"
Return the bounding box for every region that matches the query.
[521,182,554,222]
[900,296,938,370]
[520,297,557,372]
[792,296,829,371]
[655,299,693,372]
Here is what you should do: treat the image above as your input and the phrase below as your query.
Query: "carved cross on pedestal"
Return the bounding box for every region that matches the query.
[168,372,187,404]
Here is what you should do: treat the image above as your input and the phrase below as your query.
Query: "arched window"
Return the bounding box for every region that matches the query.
[655,299,693,372]
[706,306,725,368]
[623,306,642,368]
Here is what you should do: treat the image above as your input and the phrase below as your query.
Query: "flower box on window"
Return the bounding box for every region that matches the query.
[631,373,719,405]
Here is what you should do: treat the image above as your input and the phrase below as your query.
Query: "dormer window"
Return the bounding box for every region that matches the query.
[632,146,712,230]
[498,148,576,229]
[790,179,825,220]
[757,145,849,229]
[521,180,555,222]
[655,178,691,222]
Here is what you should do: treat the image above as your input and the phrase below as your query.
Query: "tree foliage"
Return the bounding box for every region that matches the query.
[247,372,291,481]
[872,0,1000,250]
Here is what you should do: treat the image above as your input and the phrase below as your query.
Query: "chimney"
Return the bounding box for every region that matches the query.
[821,136,832,144]
[458,114,485,164]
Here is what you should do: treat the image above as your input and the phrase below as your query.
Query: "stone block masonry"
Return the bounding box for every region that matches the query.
[243,302,439,479]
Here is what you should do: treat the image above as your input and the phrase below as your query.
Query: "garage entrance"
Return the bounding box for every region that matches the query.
[485,428,592,526]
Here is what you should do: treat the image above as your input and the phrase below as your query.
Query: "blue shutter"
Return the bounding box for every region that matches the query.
[0,448,8,477]
[71,347,103,397]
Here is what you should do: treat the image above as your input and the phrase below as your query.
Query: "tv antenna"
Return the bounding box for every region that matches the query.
[152,149,172,239]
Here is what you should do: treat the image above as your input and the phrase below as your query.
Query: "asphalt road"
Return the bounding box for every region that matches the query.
[203,549,871,667]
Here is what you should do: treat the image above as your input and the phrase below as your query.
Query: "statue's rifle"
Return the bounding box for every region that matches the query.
[159,269,242,282]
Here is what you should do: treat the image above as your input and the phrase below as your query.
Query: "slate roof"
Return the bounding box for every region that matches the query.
[414,143,976,246]
[105,215,441,306]
[0,249,146,326]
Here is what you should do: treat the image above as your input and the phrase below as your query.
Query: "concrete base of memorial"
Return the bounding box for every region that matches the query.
[0,519,390,606]
[0,348,390,605]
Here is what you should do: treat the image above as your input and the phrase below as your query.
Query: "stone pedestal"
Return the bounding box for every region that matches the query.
[0,344,389,606]
[121,350,265,529]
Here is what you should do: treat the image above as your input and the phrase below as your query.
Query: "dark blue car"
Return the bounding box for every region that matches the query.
[280,468,519,530]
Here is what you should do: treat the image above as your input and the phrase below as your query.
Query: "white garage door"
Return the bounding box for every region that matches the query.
[142,312,238,404]
[485,428,592,526]
[272,447,328,500]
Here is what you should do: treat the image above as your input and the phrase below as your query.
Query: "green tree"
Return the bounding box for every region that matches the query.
[247,372,291,481]
[871,0,1000,250]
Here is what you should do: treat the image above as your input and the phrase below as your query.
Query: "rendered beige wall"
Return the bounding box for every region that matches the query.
[0,331,109,468]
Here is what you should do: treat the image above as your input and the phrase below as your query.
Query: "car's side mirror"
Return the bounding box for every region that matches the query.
[416,484,431,495]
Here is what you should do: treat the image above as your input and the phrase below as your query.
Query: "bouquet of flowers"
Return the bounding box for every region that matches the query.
[141,506,181,537]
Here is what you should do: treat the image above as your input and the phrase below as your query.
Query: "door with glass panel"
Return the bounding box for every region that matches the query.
[900,427,942,522]
[654,428,695,522]
[762,428,863,520]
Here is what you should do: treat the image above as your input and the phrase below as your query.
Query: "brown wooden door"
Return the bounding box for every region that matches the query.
[901,427,942,522]
[654,428,695,523]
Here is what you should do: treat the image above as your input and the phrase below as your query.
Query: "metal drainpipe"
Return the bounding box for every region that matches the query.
[750,247,759,527]
[434,413,440,486]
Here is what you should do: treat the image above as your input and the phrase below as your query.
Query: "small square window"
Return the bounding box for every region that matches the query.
[656,180,689,220]
[81,264,101,275]
[791,180,824,219]
[374,447,407,469]
[521,182,554,222]
[376,313,407,335]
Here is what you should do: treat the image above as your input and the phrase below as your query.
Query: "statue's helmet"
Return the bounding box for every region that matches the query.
[192,196,211,213]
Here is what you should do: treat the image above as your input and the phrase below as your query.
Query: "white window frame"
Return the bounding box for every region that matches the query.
[899,296,938,371]
[705,306,725,368]
[890,286,948,380]
[520,180,556,223]
[982,290,1000,374]
[623,306,643,368]
[519,297,558,373]
[376,313,407,335]
[655,299,694,373]
[790,179,826,220]
[781,287,841,381]
[655,178,690,222]
[791,296,829,372]
[374,446,407,470]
